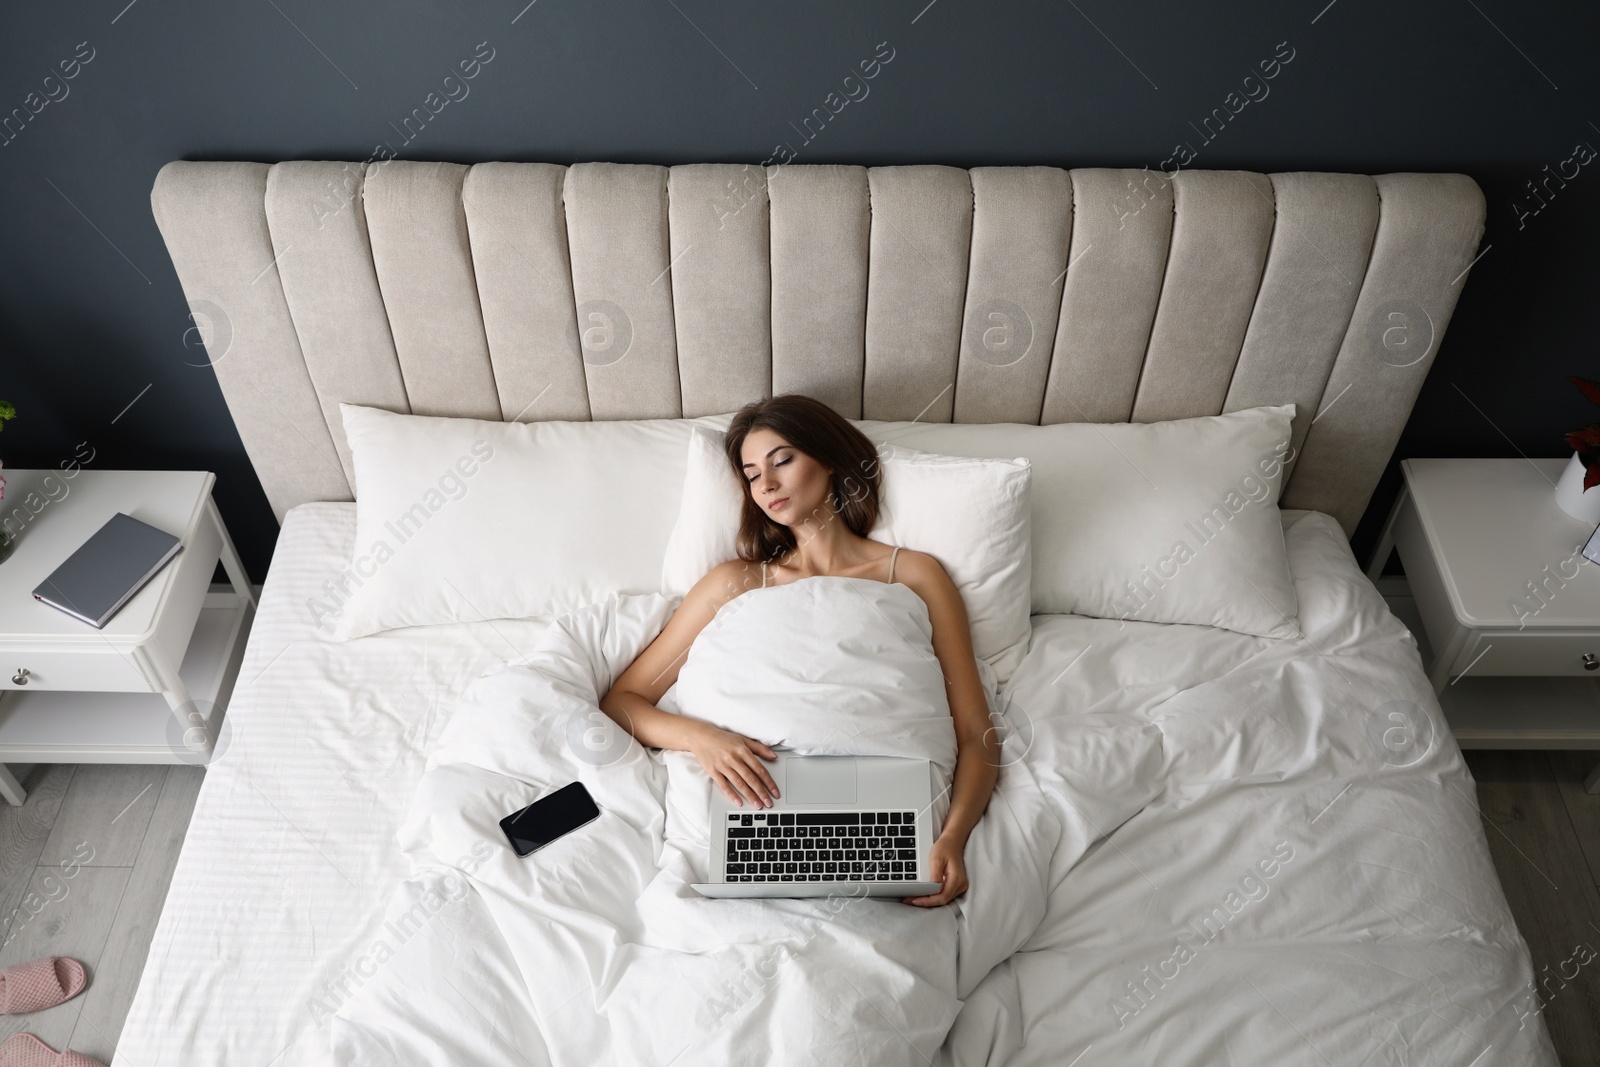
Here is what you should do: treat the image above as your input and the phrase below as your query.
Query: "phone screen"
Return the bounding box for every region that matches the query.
[500,782,601,857]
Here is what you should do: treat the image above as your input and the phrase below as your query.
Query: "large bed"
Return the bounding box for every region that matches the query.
[115,160,1557,1065]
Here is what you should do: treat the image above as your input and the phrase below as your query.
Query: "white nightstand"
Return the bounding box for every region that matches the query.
[0,469,256,804]
[1369,457,1600,791]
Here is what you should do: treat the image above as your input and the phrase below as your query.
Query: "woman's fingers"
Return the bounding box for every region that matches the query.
[720,764,753,806]
[714,773,743,806]
[905,856,943,906]
[743,760,777,806]
[724,759,768,807]
[906,854,968,906]
[740,747,780,799]
[908,857,934,908]
[933,867,968,905]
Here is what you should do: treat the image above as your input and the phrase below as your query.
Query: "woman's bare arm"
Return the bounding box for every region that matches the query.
[599,560,781,807]
[895,551,1000,905]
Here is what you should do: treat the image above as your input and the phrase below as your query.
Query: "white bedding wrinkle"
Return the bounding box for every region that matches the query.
[115,506,1556,1067]
[943,511,1557,1067]
[330,578,1156,1066]
[674,577,962,784]
[1107,839,1297,1033]
[110,503,561,1067]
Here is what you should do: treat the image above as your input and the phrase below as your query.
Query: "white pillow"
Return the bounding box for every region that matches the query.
[328,404,729,639]
[661,428,1034,679]
[856,405,1300,638]
[660,427,746,597]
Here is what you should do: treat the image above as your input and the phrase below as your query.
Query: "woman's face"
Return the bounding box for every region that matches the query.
[739,427,833,525]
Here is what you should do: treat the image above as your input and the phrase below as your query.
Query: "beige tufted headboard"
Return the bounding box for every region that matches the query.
[150,161,1485,535]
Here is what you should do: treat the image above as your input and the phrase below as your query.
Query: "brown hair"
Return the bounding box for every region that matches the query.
[723,394,883,564]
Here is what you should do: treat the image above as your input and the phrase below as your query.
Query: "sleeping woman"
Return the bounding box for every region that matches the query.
[598,393,1000,907]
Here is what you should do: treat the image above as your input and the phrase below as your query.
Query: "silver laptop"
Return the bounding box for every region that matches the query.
[692,753,942,899]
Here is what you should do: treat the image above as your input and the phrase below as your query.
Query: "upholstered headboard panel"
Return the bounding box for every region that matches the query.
[150,161,1485,534]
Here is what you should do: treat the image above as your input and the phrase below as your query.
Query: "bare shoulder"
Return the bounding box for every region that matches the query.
[681,558,765,617]
[891,550,975,659]
[609,559,763,702]
[891,549,963,607]
[891,548,952,587]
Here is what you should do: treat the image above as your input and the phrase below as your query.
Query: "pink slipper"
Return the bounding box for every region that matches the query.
[0,958,86,1015]
[0,1034,104,1067]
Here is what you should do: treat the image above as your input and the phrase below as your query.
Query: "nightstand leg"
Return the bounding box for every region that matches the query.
[1366,485,1410,582]
[207,497,257,610]
[0,764,24,805]
[1585,758,1600,796]
[161,679,210,758]
[1426,627,1472,696]
[1428,655,1453,696]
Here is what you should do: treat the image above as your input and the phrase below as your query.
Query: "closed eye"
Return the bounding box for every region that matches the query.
[744,454,793,482]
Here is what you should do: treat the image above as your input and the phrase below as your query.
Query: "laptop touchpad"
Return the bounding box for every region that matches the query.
[786,758,857,805]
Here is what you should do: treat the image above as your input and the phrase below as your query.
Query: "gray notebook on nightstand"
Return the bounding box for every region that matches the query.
[32,512,184,628]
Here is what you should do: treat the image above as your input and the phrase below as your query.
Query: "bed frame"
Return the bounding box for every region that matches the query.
[150,161,1485,535]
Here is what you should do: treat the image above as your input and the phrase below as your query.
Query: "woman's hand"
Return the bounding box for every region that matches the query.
[905,833,969,907]
[688,721,780,808]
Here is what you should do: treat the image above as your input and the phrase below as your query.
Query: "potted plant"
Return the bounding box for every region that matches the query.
[0,399,13,564]
[1556,376,1600,523]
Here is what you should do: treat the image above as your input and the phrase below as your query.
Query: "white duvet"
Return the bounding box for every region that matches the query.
[944,513,1558,1067]
[330,576,1161,1066]
[324,512,1558,1067]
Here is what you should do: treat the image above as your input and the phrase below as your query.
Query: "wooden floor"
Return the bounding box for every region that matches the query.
[0,763,202,1065]
[1464,749,1600,1067]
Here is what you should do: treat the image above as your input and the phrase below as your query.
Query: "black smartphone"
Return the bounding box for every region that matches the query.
[500,782,601,857]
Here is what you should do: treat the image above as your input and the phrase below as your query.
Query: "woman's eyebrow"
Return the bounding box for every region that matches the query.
[741,445,789,468]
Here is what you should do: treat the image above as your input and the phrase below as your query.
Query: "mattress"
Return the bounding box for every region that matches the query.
[113,504,1556,1066]
[113,504,554,1066]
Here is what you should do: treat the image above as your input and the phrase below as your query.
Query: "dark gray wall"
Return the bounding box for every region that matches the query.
[3,0,1597,581]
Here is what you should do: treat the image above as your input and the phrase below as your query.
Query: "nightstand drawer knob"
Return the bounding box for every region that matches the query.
[11,669,28,686]
[1585,654,1599,672]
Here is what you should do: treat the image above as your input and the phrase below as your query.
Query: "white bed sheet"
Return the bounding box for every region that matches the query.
[113,504,1557,1066]
[114,504,554,1067]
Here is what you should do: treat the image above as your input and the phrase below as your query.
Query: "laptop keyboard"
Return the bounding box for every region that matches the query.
[723,810,919,882]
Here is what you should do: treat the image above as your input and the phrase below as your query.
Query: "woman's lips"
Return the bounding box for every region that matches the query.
[769,497,789,512]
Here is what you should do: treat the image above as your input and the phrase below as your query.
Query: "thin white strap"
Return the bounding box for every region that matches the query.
[761,560,768,588]
[888,546,900,584]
